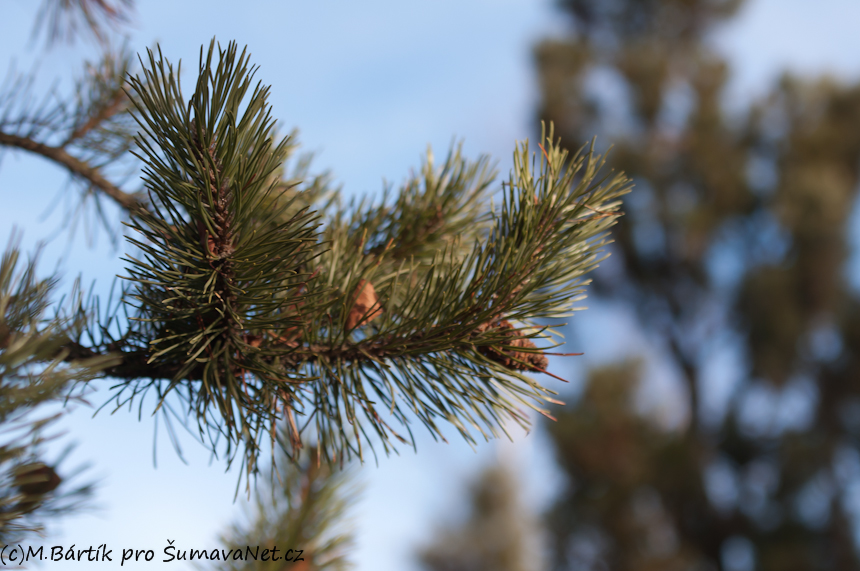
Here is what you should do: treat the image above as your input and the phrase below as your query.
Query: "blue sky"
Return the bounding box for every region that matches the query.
[3,1,860,569]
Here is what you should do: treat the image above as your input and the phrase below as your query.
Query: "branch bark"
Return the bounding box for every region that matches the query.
[0,130,147,216]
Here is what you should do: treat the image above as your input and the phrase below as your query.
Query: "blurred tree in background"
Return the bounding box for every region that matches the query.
[417,460,542,571]
[536,0,860,569]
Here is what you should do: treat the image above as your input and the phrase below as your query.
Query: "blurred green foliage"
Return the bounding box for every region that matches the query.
[0,246,115,542]
[536,0,860,569]
[418,461,542,571]
[212,445,356,571]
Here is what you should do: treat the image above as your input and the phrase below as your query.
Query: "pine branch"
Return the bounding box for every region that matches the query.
[52,39,630,489]
[211,442,356,571]
[0,47,149,221]
[0,242,118,542]
[33,0,135,46]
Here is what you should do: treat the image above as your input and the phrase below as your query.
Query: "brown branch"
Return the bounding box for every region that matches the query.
[63,89,127,146]
[63,317,554,383]
[0,130,147,216]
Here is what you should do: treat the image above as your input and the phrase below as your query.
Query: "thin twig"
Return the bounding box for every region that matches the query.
[63,89,127,146]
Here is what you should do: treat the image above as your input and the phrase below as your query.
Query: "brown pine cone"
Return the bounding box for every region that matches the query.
[474,320,548,372]
[14,463,61,496]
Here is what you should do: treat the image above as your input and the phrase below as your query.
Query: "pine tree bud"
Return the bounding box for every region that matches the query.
[14,462,61,496]
[346,279,383,330]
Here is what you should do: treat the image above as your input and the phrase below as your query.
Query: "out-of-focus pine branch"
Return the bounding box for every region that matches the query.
[33,0,135,47]
[0,243,118,542]
[211,441,356,571]
[0,47,149,234]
